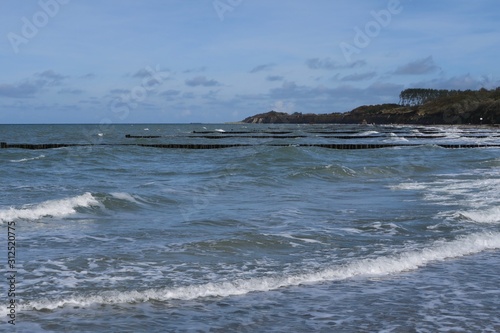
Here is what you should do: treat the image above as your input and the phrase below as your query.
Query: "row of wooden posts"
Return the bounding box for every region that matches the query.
[2,142,500,150]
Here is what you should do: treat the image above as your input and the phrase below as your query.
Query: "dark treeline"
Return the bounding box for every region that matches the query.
[399,87,500,106]
[399,88,460,106]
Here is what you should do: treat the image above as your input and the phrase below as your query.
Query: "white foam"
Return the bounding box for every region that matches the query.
[386,136,409,142]
[10,154,45,163]
[274,233,325,244]
[392,174,500,209]
[110,192,140,204]
[0,193,100,224]
[390,182,427,191]
[337,227,363,234]
[14,231,500,312]
[458,207,500,224]
[357,131,379,136]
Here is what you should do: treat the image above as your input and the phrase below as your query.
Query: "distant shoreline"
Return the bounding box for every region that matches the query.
[241,88,500,126]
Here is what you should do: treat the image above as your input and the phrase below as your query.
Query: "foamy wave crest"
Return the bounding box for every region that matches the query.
[357,130,379,136]
[389,182,427,191]
[16,231,500,312]
[0,193,100,224]
[10,154,46,163]
[459,207,500,224]
[110,192,141,204]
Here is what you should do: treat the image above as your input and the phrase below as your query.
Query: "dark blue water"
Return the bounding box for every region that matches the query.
[1,124,500,332]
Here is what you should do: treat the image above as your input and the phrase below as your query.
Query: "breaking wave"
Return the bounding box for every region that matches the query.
[15,231,500,312]
[0,193,100,224]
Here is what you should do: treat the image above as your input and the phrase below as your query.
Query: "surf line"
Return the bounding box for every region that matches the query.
[17,231,500,312]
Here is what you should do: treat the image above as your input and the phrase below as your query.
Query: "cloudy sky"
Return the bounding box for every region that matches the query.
[1,0,499,124]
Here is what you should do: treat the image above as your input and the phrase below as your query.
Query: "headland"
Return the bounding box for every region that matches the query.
[242,88,500,126]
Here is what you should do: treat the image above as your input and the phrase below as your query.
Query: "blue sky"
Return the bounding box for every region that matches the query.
[1,0,499,124]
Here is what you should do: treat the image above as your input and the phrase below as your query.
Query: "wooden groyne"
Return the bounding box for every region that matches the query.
[125,134,162,139]
[1,142,83,149]
[0,142,251,150]
[137,144,252,149]
[1,141,500,150]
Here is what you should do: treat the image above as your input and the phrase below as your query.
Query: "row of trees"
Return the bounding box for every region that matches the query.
[399,89,461,106]
[399,87,500,106]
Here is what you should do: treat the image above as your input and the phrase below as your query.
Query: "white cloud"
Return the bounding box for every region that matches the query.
[267,75,284,82]
[0,70,68,98]
[411,74,500,90]
[185,76,221,87]
[58,88,84,95]
[35,70,68,84]
[183,67,206,74]
[306,58,366,70]
[0,82,39,98]
[250,63,275,73]
[394,56,439,75]
[341,72,377,82]
[270,100,295,113]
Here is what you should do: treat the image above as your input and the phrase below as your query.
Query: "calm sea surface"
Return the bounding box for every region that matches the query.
[1,123,500,332]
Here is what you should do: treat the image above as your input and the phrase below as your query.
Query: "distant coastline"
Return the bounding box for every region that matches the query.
[242,88,500,126]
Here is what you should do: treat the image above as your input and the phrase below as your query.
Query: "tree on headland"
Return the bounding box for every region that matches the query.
[399,88,500,107]
[399,88,460,106]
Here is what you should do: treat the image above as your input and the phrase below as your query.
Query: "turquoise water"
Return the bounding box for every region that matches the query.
[1,124,500,332]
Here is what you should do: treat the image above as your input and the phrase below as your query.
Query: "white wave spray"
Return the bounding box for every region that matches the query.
[0,193,100,224]
[15,231,500,312]
[9,154,46,163]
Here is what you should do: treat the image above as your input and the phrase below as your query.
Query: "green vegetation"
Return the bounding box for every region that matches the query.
[399,88,460,106]
[399,87,500,106]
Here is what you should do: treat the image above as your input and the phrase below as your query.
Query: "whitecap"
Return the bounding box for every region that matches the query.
[458,207,500,224]
[273,233,325,244]
[0,193,100,224]
[110,192,141,204]
[357,131,379,136]
[10,154,45,163]
[389,182,427,191]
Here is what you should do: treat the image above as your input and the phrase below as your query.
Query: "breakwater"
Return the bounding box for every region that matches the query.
[2,141,500,150]
[2,124,499,150]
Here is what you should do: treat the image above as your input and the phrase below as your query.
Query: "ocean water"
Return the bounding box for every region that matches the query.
[1,123,500,332]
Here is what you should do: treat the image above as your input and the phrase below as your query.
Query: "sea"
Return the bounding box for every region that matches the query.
[1,123,500,333]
